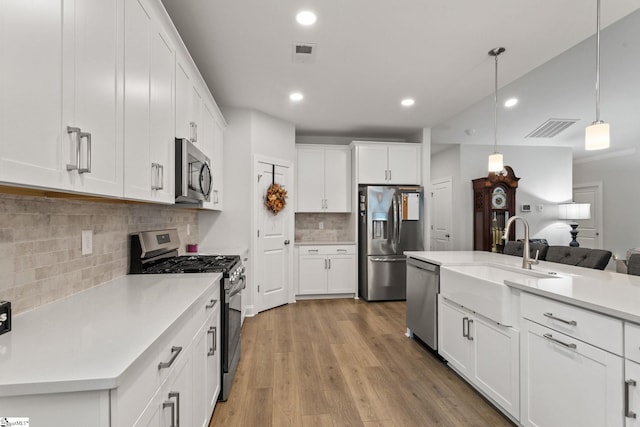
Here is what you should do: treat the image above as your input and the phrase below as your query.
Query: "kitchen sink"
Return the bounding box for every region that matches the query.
[440,264,561,326]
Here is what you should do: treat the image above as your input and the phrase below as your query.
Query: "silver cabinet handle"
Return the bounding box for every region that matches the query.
[626,379,637,419]
[384,170,388,181]
[168,391,180,427]
[213,189,219,204]
[205,299,217,309]
[308,249,319,253]
[467,319,474,341]
[78,131,91,174]
[284,240,290,245]
[337,249,347,253]
[163,400,176,427]
[324,258,328,269]
[543,312,577,326]
[151,163,161,190]
[388,170,391,181]
[462,317,469,338]
[543,333,577,349]
[66,126,81,171]
[157,163,164,190]
[190,121,197,142]
[208,326,217,356]
[158,346,182,369]
[328,258,331,269]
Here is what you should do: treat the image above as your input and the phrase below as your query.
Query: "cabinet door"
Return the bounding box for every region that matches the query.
[175,58,192,140]
[357,145,388,184]
[161,349,193,427]
[200,102,219,211]
[64,0,122,197]
[626,359,640,426]
[193,304,220,427]
[471,315,519,419]
[438,297,471,376]
[297,147,325,212]
[324,148,351,212]
[326,254,355,294]
[205,304,221,417]
[0,0,65,189]
[388,144,420,184]
[148,21,174,203]
[298,255,327,294]
[211,117,224,210]
[123,0,152,200]
[521,320,623,427]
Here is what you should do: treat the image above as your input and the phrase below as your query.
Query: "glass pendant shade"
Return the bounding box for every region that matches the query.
[585,121,610,150]
[488,152,504,173]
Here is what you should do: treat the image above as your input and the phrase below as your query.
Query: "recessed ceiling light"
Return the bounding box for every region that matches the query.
[296,11,317,26]
[504,98,518,108]
[290,92,304,101]
[401,98,415,107]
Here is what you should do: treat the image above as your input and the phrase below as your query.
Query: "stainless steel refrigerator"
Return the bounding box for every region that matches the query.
[358,185,424,301]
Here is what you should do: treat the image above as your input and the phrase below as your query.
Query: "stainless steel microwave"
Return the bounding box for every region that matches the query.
[175,138,212,204]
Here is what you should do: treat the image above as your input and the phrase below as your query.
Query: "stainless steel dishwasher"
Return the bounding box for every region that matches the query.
[406,256,439,351]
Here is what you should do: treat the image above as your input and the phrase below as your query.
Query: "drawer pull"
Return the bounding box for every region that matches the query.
[163,400,176,427]
[158,346,182,370]
[626,379,637,419]
[208,326,217,356]
[337,249,347,252]
[543,333,577,349]
[205,299,217,309]
[543,312,577,326]
[308,249,319,253]
[462,317,469,338]
[467,319,474,341]
[168,391,180,427]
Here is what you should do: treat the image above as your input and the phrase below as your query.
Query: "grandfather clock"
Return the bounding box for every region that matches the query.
[472,166,519,252]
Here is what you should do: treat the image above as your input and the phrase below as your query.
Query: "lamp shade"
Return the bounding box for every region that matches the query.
[558,203,591,220]
[488,153,504,173]
[585,121,610,150]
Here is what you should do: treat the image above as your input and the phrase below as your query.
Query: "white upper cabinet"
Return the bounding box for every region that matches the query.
[296,145,351,212]
[353,142,421,185]
[123,0,174,203]
[0,0,123,196]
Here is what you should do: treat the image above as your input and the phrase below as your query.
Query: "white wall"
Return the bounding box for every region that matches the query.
[433,144,573,250]
[252,110,296,163]
[573,148,640,259]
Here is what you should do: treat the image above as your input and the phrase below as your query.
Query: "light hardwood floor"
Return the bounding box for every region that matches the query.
[210,299,514,427]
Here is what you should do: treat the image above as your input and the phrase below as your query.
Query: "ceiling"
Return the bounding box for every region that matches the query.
[161,0,640,154]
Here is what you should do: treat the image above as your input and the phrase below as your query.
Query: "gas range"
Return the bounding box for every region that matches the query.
[141,254,240,274]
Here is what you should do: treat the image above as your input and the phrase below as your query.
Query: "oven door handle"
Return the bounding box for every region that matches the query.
[228,275,246,297]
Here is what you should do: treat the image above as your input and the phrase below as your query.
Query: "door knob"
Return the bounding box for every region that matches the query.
[284,240,290,245]
[445,234,450,238]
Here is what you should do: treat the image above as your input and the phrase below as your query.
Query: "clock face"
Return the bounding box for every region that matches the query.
[492,187,507,209]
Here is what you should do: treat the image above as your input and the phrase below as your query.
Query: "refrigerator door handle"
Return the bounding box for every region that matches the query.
[392,192,399,249]
[397,193,403,245]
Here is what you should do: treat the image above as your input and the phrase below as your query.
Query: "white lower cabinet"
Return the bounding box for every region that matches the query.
[192,298,221,427]
[438,296,519,419]
[520,319,623,427]
[297,245,356,296]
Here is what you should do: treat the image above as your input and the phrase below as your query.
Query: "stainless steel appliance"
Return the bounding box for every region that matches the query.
[175,138,212,204]
[358,185,424,301]
[128,229,245,401]
[406,257,439,351]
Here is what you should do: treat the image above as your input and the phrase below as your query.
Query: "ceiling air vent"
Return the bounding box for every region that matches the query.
[525,119,579,138]
[292,43,317,63]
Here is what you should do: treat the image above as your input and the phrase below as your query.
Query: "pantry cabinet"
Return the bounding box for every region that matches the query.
[123,0,175,204]
[298,245,356,296]
[296,145,351,212]
[352,142,421,185]
[0,0,123,197]
[438,296,519,419]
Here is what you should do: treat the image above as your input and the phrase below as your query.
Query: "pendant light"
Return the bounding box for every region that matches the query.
[488,47,506,173]
[585,0,610,150]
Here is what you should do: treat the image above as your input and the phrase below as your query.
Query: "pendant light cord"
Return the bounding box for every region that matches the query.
[489,47,505,154]
[595,0,601,123]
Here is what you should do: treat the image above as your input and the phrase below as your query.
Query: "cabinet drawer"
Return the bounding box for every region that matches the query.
[625,322,640,363]
[521,292,622,355]
[299,245,356,255]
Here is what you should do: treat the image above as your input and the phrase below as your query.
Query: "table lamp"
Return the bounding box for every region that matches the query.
[558,203,591,247]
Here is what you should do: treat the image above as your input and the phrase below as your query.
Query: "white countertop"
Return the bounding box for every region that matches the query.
[406,251,640,324]
[0,273,221,397]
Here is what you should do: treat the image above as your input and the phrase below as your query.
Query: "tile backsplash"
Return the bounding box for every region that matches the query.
[0,193,198,315]
[295,213,353,242]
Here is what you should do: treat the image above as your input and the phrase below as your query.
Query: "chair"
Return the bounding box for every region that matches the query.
[545,246,612,270]
[628,254,640,276]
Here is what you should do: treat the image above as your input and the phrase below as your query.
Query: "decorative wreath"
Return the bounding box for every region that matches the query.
[265,183,288,215]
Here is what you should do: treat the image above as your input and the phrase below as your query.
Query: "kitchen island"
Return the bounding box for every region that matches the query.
[0,273,222,426]
[406,250,640,427]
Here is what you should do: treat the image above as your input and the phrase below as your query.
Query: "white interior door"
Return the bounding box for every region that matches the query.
[256,160,291,312]
[573,182,603,249]
[430,177,453,250]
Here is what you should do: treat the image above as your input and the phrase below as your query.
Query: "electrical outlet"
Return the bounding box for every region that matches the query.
[319,222,324,230]
[82,230,93,256]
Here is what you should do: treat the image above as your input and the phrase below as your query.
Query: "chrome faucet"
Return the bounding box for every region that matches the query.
[503,216,539,269]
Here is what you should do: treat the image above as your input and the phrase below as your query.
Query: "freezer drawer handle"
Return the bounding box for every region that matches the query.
[626,379,637,419]
[542,333,576,349]
[370,257,405,262]
[543,312,577,326]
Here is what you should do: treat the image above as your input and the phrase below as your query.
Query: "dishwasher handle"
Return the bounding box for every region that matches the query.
[407,257,439,273]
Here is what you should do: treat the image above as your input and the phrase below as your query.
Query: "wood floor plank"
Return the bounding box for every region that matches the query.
[210,299,514,427]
